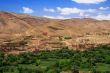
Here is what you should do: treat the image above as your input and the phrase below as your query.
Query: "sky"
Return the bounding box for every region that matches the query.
[0,0,110,20]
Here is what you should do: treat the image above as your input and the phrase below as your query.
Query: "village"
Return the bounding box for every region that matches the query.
[0,31,110,54]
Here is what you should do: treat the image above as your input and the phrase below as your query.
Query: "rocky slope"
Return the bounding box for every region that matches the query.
[0,12,110,53]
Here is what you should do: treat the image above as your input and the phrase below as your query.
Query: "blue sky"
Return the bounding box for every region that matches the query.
[0,0,110,20]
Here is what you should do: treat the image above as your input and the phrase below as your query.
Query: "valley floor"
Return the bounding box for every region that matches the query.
[0,45,110,73]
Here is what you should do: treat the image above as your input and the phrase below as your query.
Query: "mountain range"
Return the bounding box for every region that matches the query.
[0,12,110,53]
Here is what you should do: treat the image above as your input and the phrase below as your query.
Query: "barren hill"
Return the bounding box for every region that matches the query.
[0,12,110,53]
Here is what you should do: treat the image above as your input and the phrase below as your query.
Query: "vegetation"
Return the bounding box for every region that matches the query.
[0,45,110,73]
[64,36,72,40]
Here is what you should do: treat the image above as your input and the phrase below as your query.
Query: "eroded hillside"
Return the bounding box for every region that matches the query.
[0,12,110,54]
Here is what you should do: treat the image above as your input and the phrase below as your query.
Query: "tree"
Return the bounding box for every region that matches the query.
[36,59,41,66]
[71,63,79,73]
[91,66,97,73]
[0,52,4,67]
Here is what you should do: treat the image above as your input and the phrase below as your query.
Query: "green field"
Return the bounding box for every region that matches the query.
[0,45,110,73]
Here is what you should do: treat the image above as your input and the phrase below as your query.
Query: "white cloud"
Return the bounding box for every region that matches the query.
[79,12,83,16]
[44,8,55,12]
[44,14,110,20]
[43,7,110,20]
[92,14,110,20]
[57,7,80,15]
[79,12,90,17]
[99,7,109,10]
[85,9,96,13]
[43,15,68,19]
[56,7,96,15]
[22,7,34,13]
[72,0,106,4]
[43,15,56,19]
[84,14,90,17]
